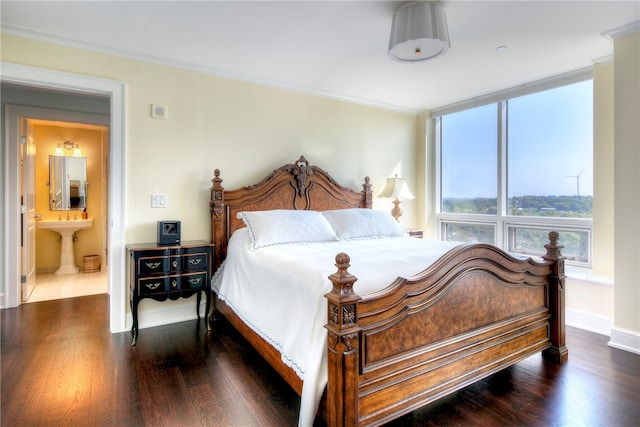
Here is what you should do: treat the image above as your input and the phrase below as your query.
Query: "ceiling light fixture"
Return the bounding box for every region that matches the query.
[388,2,450,63]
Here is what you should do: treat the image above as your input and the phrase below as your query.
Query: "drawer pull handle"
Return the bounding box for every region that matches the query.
[145,261,162,269]
[145,282,162,290]
[188,258,202,265]
[172,260,178,268]
[172,280,177,288]
[189,277,202,285]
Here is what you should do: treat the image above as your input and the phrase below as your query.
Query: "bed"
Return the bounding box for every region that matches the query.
[209,155,568,427]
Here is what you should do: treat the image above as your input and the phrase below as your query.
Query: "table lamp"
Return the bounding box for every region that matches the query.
[377,174,415,222]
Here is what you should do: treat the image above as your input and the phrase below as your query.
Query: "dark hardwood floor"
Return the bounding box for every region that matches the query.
[2,294,638,426]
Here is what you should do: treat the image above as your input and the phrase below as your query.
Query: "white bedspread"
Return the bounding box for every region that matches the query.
[213,229,459,426]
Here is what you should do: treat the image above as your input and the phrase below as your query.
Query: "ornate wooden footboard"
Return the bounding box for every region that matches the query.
[209,155,568,426]
[325,235,568,426]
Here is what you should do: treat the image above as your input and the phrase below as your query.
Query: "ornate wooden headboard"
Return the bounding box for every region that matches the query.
[209,155,372,269]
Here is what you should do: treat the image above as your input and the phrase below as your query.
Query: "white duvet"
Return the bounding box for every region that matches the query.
[213,228,459,427]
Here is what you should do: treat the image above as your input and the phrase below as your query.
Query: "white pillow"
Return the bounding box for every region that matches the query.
[322,208,405,240]
[237,209,337,249]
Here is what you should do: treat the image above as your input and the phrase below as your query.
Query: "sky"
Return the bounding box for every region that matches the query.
[441,80,593,199]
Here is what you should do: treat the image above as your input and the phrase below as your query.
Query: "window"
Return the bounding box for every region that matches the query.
[436,79,593,265]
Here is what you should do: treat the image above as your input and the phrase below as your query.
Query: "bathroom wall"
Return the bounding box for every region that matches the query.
[33,122,107,273]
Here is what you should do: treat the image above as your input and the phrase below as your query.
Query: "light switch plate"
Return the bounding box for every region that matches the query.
[151,194,167,208]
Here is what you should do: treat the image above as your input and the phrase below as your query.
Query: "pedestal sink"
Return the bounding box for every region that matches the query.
[37,218,94,275]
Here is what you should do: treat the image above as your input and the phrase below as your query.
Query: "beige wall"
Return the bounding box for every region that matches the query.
[563,62,616,330]
[32,123,107,272]
[613,31,640,335]
[592,63,615,278]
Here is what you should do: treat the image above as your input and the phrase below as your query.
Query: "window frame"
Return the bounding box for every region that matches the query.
[434,73,593,267]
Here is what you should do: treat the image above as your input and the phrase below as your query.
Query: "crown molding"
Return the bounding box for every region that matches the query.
[1,25,421,115]
[602,21,640,41]
[593,55,613,65]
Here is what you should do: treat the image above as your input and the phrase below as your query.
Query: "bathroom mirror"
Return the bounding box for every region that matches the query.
[49,156,87,210]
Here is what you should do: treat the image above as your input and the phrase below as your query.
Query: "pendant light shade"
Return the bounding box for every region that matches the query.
[388,2,450,63]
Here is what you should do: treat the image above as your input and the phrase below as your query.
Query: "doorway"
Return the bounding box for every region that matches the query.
[19,116,109,303]
[1,63,127,334]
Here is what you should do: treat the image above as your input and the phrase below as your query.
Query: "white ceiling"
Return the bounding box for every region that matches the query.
[1,1,638,112]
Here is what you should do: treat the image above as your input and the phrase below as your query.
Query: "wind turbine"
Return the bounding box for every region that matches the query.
[565,168,585,196]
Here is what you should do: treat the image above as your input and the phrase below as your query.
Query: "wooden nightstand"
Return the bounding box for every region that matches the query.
[126,240,213,345]
[405,228,423,238]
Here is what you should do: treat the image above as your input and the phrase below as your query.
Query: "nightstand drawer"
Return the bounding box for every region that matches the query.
[137,276,168,296]
[182,253,208,272]
[182,272,207,290]
[138,255,169,275]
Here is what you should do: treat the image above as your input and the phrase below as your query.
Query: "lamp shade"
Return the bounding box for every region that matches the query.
[377,176,415,200]
[388,2,450,63]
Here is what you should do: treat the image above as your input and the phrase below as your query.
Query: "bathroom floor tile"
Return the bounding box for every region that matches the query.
[26,269,108,303]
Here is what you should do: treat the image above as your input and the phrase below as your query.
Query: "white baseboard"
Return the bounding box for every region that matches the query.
[609,327,640,355]
[566,308,640,355]
[124,299,209,332]
[566,308,613,337]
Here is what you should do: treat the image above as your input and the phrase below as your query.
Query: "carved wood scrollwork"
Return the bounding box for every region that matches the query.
[292,156,313,197]
[212,191,223,219]
[329,303,357,326]
[342,304,356,325]
[329,303,339,325]
[326,331,358,352]
[342,332,358,351]
[327,331,339,350]
[211,169,224,220]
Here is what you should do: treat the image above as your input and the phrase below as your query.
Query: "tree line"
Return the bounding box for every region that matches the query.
[443,195,593,218]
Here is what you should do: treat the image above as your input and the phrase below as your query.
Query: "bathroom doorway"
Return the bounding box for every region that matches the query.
[23,116,109,303]
[8,109,110,303]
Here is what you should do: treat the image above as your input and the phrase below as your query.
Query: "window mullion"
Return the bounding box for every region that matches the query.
[435,116,443,222]
[497,101,508,247]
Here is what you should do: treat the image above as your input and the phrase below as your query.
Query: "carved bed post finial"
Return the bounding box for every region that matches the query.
[210,169,224,219]
[542,231,569,364]
[325,253,361,426]
[210,169,225,271]
[362,176,372,208]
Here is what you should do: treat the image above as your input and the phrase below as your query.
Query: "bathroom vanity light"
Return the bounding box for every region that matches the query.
[55,140,82,156]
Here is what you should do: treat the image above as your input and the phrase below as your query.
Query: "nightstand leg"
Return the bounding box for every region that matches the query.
[204,289,211,331]
[131,297,139,346]
[196,291,202,319]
